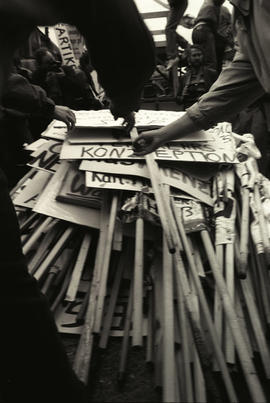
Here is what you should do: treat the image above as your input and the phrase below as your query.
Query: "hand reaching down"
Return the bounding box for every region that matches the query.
[53,105,76,130]
[132,129,164,156]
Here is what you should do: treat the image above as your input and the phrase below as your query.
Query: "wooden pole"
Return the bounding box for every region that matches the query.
[65,231,92,302]
[132,213,144,347]
[162,232,176,402]
[200,229,266,402]
[94,192,118,333]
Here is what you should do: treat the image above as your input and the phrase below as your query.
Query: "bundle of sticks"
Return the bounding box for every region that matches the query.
[11,123,270,403]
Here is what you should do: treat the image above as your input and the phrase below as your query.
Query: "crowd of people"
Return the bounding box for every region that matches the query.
[0,0,270,402]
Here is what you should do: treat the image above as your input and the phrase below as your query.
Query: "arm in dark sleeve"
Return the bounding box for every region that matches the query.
[3,73,55,119]
[186,51,265,130]
[69,0,156,117]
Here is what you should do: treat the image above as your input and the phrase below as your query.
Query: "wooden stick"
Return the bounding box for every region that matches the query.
[254,183,270,264]
[28,220,60,274]
[99,251,125,349]
[34,225,74,281]
[19,211,40,233]
[41,247,73,295]
[162,232,176,402]
[225,242,235,365]
[94,192,118,333]
[238,187,250,278]
[65,231,92,302]
[130,127,176,253]
[239,274,270,378]
[73,234,104,383]
[171,200,238,403]
[132,215,144,347]
[213,244,224,372]
[174,268,194,403]
[146,283,155,366]
[200,229,266,402]
[117,279,134,386]
[22,216,54,254]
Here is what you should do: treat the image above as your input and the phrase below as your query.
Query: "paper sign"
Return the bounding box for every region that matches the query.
[73,109,187,128]
[28,140,61,173]
[41,120,67,141]
[66,126,214,144]
[85,171,152,192]
[56,162,102,208]
[173,198,207,232]
[54,23,78,68]
[80,160,213,206]
[33,161,100,229]
[13,170,52,209]
[60,138,237,164]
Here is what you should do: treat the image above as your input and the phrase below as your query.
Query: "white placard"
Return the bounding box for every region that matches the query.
[13,170,52,209]
[28,139,61,173]
[33,161,100,229]
[54,23,78,68]
[85,171,152,193]
[80,160,213,206]
[60,138,236,164]
[41,120,67,141]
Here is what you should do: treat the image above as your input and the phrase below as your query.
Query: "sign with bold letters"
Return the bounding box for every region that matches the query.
[28,140,61,173]
[33,161,100,229]
[13,170,52,209]
[54,23,78,68]
[60,139,237,164]
[80,160,213,206]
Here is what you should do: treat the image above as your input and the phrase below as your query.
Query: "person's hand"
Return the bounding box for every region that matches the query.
[122,112,135,132]
[132,129,164,156]
[53,105,76,130]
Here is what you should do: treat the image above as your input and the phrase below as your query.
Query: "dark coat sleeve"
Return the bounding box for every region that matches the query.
[3,73,55,119]
[64,0,156,117]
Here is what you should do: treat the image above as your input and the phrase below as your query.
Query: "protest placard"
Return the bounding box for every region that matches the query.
[56,162,102,208]
[33,161,100,229]
[13,170,52,209]
[41,120,67,141]
[73,109,186,128]
[60,138,236,164]
[80,160,213,206]
[54,23,78,68]
[85,171,152,193]
[66,126,214,144]
[28,139,61,173]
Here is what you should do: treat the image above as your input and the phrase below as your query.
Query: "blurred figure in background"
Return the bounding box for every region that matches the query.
[176,44,217,109]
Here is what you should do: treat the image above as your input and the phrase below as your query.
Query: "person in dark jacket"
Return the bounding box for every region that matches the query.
[176,44,217,109]
[0,1,155,402]
[1,71,75,187]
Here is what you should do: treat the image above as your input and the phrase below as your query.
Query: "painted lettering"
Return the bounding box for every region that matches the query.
[109,147,126,159]
[81,147,94,158]
[70,173,91,195]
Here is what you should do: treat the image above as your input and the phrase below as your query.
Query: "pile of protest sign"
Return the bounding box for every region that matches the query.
[11,109,270,403]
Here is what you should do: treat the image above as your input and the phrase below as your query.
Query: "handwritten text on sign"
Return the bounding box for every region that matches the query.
[60,142,237,164]
[54,24,77,68]
[80,160,213,206]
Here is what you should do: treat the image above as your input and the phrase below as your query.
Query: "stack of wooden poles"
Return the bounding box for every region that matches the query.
[11,132,270,403]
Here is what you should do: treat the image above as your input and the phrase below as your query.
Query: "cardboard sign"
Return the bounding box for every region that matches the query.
[60,137,237,164]
[73,109,187,128]
[173,198,207,232]
[41,120,67,141]
[80,160,213,206]
[54,23,78,68]
[33,161,100,229]
[28,140,62,173]
[85,171,152,193]
[66,125,214,144]
[56,162,102,208]
[13,170,52,209]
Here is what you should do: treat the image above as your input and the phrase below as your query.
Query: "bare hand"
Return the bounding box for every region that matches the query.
[132,129,163,156]
[53,105,76,130]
